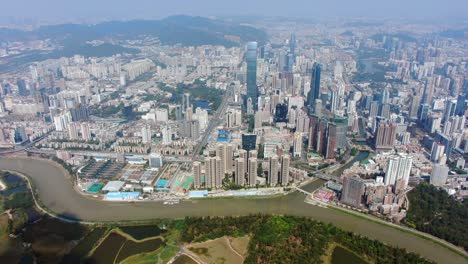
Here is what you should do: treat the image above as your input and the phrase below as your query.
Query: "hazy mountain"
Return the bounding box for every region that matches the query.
[0,15,268,47]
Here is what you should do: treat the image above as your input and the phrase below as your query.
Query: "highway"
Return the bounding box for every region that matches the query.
[0,132,51,155]
[191,86,233,160]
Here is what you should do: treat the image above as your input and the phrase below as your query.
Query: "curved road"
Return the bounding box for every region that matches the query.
[0,157,466,264]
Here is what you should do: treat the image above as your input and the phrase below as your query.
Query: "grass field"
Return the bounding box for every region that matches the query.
[228,235,250,258]
[188,237,244,264]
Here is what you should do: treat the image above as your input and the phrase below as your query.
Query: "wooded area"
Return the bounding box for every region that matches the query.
[180,215,432,264]
[406,183,468,251]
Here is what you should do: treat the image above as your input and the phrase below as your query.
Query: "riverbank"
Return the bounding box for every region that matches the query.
[0,157,467,263]
[327,204,468,260]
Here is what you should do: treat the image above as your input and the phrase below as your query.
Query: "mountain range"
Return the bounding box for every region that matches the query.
[0,15,268,47]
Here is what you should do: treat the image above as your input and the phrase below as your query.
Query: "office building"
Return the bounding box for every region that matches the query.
[242,133,257,151]
[274,103,288,123]
[307,63,321,112]
[149,153,163,168]
[246,41,258,111]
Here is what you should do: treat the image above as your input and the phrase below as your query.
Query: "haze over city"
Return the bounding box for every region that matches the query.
[2,0,468,25]
[0,1,467,264]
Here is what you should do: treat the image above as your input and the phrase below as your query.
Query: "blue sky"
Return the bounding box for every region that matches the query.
[2,0,467,24]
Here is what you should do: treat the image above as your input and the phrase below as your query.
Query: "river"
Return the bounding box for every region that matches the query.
[0,157,466,264]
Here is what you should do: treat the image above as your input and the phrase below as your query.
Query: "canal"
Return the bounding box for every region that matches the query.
[332,151,370,176]
[0,157,465,264]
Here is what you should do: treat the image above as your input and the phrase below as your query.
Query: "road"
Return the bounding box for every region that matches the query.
[0,132,50,155]
[192,87,232,160]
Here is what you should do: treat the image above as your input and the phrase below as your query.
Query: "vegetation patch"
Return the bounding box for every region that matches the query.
[406,183,468,251]
[182,215,433,264]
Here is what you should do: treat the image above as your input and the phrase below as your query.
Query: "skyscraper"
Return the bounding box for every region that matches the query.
[381,87,390,104]
[430,163,449,186]
[235,158,245,186]
[246,41,258,111]
[384,154,412,188]
[375,121,397,150]
[289,32,296,57]
[193,161,202,189]
[80,123,91,141]
[182,93,190,112]
[239,149,248,177]
[341,176,365,208]
[17,79,29,96]
[268,155,279,186]
[307,63,321,112]
[280,154,290,185]
[325,123,337,159]
[162,126,172,145]
[248,157,257,187]
[293,132,302,157]
[242,133,257,151]
[421,77,435,105]
[205,157,223,189]
[141,124,152,144]
[443,99,457,123]
[175,105,183,120]
[68,122,79,139]
[216,143,233,175]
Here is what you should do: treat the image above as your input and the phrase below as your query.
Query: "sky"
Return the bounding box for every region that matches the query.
[2,0,467,25]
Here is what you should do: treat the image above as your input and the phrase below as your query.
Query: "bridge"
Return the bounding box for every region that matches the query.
[448,174,468,178]
[314,173,342,183]
[294,186,312,196]
[0,133,51,155]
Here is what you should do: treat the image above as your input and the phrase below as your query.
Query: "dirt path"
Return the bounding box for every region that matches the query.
[224,237,244,261]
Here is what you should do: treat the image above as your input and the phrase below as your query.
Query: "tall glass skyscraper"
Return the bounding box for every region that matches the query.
[307,63,321,112]
[246,41,258,111]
